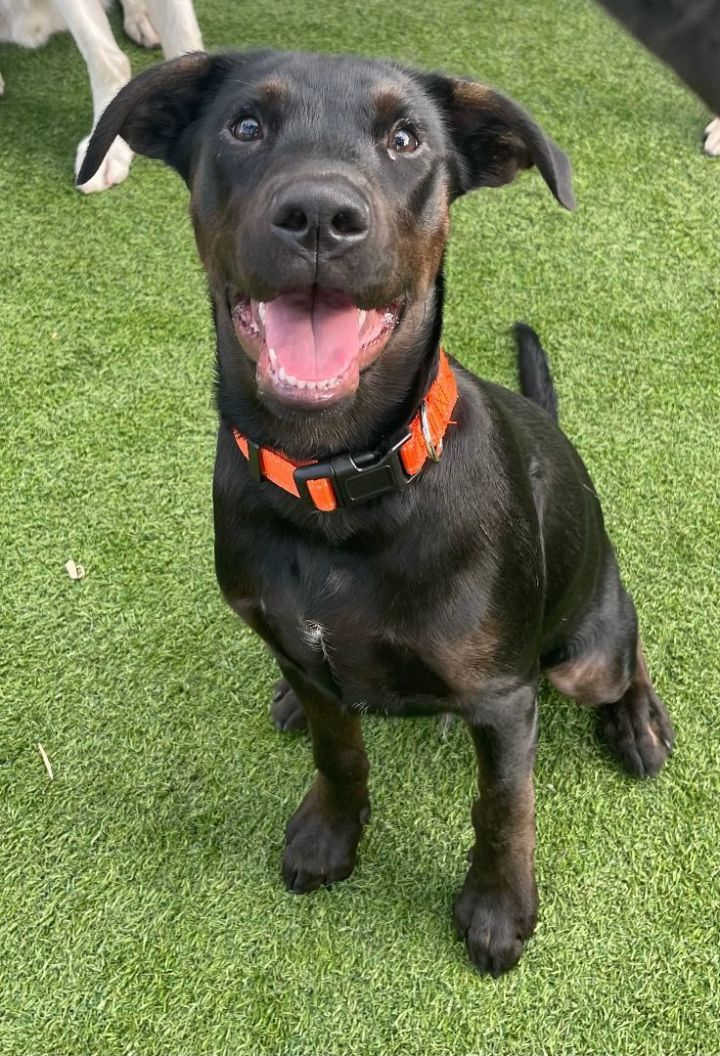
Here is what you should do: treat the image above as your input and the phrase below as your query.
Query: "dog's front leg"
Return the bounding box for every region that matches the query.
[454,682,539,977]
[281,676,370,894]
[144,0,203,59]
[55,0,134,192]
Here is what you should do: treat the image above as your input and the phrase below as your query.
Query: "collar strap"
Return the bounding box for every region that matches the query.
[232,350,458,512]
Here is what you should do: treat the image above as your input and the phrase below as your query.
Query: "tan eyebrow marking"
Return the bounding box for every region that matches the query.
[373,85,405,121]
[256,78,290,103]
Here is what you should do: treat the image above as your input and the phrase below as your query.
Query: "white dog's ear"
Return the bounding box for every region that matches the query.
[77,52,230,185]
[411,71,576,210]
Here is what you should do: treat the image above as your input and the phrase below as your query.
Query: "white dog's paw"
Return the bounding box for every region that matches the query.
[122,4,161,49]
[75,133,133,193]
[0,72,5,97]
[703,117,720,157]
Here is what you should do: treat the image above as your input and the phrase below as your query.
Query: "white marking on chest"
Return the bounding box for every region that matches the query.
[301,619,331,663]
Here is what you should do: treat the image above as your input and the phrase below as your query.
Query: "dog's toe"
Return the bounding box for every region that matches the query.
[454,885,536,978]
[271,678,307,732]
[75,134,133,193]
[599,688,674,778]
[283,791,365,893]
[123,9,161,49]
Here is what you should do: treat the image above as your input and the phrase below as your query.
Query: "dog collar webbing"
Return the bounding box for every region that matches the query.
[231,350,458,512]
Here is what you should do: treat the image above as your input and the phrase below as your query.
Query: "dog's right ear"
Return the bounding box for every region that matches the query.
[77,52,231,187]
[409,71,576,210]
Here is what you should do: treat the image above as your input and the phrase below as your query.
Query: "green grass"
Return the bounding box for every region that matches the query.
[1,1,720,1052]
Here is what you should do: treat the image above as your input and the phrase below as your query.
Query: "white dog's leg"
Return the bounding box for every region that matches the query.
[704,117,720,157]
[144,0,203,57]
[54,0,133,192]
[119,0,160,50]
[0,71,4,96]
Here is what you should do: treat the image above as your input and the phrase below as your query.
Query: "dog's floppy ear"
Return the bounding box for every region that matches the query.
[415,73,576,210]
[77,52,231,186]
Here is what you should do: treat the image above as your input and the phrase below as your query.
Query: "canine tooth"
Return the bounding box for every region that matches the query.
[358,310,367,328]
[258,303,267,322]
[268,348,277,367]
[278,366,287,382]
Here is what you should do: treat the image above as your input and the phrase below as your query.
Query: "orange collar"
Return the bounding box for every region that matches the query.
[232,350,458,512]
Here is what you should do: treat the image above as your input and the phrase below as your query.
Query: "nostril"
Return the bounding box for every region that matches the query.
[274,204,309,234]
[331,207,368,237]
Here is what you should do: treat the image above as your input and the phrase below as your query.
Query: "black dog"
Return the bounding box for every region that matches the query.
[79,49,674,976]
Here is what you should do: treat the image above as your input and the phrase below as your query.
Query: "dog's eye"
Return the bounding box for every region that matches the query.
[231,116,263,142]
[388,126,420,155]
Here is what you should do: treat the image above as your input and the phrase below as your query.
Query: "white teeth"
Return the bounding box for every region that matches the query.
[268,358,342,392]
[258,302,267,323]
[358,310,367,328]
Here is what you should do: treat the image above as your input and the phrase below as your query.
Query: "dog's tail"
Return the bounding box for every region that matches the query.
[514,322,559,423]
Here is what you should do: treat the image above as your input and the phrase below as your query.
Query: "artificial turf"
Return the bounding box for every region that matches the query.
[1,0,719,1052]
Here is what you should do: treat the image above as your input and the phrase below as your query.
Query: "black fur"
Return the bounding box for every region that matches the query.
[515,322,559,423]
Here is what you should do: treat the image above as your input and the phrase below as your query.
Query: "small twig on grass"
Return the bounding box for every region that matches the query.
[37,743,54,781]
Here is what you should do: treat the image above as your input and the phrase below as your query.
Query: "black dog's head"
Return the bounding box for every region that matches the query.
[80,50,573,432]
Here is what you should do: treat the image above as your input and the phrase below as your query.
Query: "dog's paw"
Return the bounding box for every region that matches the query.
[271,678,307,733]
[75,133,133,193]
[0,72,5,98]
[704,117,720,157]
[122,4,161,49]
[454,879,538,977]
[599,686,674,778]
[282,779,369,893]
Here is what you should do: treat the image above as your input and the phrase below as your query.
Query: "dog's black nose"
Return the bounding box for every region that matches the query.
[271,180,369,255]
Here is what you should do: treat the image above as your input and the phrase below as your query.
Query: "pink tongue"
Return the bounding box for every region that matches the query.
[261,291,360,382]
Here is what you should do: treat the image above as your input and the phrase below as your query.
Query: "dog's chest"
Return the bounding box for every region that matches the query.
[242,560,380,676]
[230,540,497,711]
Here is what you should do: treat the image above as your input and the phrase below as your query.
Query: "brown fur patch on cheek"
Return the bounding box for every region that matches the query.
[190,183,245,291]
[190,204,224,285]
[422,213,450,282]
[386,171,451,300]
[399,211,450,299]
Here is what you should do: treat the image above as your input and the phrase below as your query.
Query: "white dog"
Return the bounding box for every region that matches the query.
[0,0,203,191]
[705,117,720,157]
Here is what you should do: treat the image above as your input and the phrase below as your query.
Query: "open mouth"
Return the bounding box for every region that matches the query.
[231,287,401,407]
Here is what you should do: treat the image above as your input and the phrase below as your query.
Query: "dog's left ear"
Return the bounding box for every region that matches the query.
[77,51,232,187]
[415,73,576,210]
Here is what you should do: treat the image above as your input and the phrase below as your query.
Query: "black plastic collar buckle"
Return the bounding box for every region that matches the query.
[293,431,416,509]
